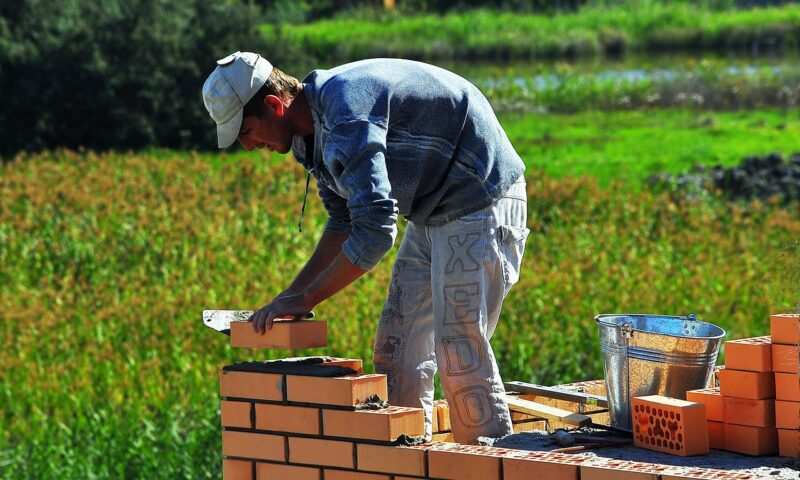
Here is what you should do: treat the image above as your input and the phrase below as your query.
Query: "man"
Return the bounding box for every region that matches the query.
[202,52,529,444]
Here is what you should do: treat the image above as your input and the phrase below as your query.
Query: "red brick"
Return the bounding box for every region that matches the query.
[632,395,708,456]
[223,459,252,480]
[324,470,390,480]
[256,462,319,480]
[254,403,320,435]
[724,336,772,372]
[286,374,387,406]
[220,370,284,401]
[723,397,775,427]
[723,423,778,456]
[771,344,799,373]
[770,313,800,345]
[288,437,354,469]
[775,400,800,429]
[428,443,512,480]
[503,451,588,480]
[718,369,774,400]
[436,399,451,432]
[776,372,800,401]
[581,459,669,480]
[221,400,253,428]
[686,388,723,422]
[230,320,327,349]
[662,466,760,479]
[778,428,800,457]
[323,406,424,441]
[708,421,724,450]
[356,444,428,476]
[222,431,285,461]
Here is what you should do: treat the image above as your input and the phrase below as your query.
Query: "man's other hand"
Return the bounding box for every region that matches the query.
[249,291,313,334]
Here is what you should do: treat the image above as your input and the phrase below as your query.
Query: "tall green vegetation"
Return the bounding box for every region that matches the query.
[1,119,798,476]
[0,0,281,156]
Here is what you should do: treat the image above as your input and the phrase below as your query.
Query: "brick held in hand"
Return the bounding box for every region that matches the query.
[632,395,709,456]
[770,313,800,345]
[723,423,778,456]
[686,388,723,422]
[323,405,424,441]
[718,369,774,400]
[286,373,388,406]
[724,336,772,372]
[230,319,327,349]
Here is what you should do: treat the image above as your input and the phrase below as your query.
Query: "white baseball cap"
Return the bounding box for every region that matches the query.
[202,51,273,148]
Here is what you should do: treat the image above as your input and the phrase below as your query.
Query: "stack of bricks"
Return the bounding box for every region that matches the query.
[692,335,778,456]
[771,313,800,458]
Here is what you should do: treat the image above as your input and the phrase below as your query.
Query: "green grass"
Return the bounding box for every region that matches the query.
[265,3,800,62]
[1,110,799,477]
[504,109,800,185]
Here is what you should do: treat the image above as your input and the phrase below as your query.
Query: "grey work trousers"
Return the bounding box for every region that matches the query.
[373,178,529,444]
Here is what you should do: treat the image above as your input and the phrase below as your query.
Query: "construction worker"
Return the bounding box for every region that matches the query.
[202,52,529,444]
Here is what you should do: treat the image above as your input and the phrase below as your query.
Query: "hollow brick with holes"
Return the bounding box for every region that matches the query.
[581,458,671,480]
[724,336,772,372]
[771,344,799,373]
[723,423,778,456]
[223,458,252,480]
[220,370,284,401]
[686,388,723,422]
[722,397,775,427]
[286,373,388,406]
[775,400,800,429]
[324,469,391,480]
[428,442,513,480]
[323,405,424,441]
[775,372,800,401]
[502,450,587,480]
[708,421,724,450]
[288,437,355,469]
[254,403,320,435]
[718,369,774,400]
[778,428,800,457]
[222,431,285,462]
[770,313,800,345]
[356,443,428,477]
[256,462,320,480]
[632,395,709,456]
[221,400,253,428]
[230,320,327,349]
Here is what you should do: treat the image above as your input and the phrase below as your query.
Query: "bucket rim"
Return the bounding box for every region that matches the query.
[594,313,726,341]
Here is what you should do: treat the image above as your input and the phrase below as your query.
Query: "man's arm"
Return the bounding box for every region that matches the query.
[284,228,348,294]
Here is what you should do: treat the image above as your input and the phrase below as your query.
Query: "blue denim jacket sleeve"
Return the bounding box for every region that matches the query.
[318,182,351,233]
[324,120,399,271]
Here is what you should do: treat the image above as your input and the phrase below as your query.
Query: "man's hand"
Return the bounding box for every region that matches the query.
[249,291,313,334]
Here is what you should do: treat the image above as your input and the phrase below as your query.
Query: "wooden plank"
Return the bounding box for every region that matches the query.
[505,381,609,408]
[503,394,592,428]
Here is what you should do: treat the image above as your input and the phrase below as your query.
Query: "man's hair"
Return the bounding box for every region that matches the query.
[243,67,301,118]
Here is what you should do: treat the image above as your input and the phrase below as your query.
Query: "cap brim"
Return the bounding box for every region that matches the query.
[216,108,243,149]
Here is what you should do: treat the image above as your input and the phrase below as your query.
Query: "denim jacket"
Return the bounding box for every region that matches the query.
[291,58,525,271]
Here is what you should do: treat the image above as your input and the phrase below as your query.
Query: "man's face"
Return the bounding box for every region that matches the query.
[237,96,293,153]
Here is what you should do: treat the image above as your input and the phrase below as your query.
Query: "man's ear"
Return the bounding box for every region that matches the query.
[264,95,285,118]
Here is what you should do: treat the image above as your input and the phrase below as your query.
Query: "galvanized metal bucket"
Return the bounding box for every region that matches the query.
[596,313,725,431]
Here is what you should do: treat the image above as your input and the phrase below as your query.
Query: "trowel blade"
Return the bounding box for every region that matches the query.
[202,309,315,336]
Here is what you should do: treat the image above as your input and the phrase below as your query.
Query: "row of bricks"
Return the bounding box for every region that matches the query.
[220,369,388,406]
[223,439,759,480]
[688,388,800,428]
[222,401,424,441]
[714,369,800,400]
[725,336,799,373]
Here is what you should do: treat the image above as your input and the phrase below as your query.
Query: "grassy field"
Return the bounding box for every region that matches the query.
[265,3,800,62]
[1,110,799,477]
